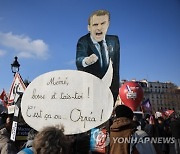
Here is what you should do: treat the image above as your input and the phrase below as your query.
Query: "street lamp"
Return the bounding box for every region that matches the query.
[11,56,20,75]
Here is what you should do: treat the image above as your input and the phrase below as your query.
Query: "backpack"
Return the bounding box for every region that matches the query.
[130,129,157,154]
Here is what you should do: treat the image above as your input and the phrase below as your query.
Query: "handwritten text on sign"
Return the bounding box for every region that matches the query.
[21,70,113,135]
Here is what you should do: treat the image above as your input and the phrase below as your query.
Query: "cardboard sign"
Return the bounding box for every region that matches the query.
[90,128,110,153]
[16,123,32,140]
[21,70,113,135]
[10,121,18,141]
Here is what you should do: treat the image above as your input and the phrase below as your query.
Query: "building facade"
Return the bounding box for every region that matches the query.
[120,79,180,113]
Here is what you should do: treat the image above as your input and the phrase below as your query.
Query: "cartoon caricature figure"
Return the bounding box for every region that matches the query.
[76,10,120,103]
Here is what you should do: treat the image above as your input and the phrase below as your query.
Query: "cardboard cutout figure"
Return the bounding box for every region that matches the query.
[76,10,120,104]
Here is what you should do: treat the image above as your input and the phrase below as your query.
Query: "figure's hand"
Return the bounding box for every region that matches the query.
[84,54,98,65]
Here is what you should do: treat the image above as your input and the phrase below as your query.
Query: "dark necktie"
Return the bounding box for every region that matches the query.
[98,41,108,74]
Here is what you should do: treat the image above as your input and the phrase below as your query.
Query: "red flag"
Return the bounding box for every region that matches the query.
[0,89,5,100]
[0,89,8,108]
[164,110,174,117]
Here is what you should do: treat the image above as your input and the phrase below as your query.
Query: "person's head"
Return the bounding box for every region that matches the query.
[115,105,134,120]
[33,125,68,154]
[5,114,13,131]
[0,112,8,125]
[157,117,164,124]
[149,115,155,125]
[133,115,138,121]
[27,128,38,140]
[145,114,150,121]
[88,9,110,42]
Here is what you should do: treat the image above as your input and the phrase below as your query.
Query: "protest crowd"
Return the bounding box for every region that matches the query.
[0,94,180,154]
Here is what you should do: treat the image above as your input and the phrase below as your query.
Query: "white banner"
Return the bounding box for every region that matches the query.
[21,70,114,135]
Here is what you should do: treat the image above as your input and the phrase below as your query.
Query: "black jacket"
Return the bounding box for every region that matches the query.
[76,33,120,103]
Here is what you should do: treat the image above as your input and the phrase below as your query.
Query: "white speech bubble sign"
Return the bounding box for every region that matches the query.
[21,70,113,135]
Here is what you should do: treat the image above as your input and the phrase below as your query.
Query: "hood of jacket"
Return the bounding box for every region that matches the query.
[110,117,133,132]
[0,127,10,143]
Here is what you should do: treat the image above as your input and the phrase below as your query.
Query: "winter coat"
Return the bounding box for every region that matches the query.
[0,127,17,154]
[110,117,157,154]
[170,118,180,139]
[130,129,157,154]
[110,117,134,154]
[17,140,34,154]
[144,124,159,138]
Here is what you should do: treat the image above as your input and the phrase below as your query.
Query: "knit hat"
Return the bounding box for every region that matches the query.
[115,105,134,120]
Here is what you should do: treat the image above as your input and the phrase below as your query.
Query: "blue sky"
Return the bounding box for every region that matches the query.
[0,0,180,92]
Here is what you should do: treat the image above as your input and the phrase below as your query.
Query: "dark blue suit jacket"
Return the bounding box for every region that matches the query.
[76,33,120,103]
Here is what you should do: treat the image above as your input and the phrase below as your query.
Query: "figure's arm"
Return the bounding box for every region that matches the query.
[76,39,98,70]
[83,54,98,66]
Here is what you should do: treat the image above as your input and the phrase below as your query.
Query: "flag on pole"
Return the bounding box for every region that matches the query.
[141,98,152,113]
[164,109,174,117]
[0,89,8,108]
